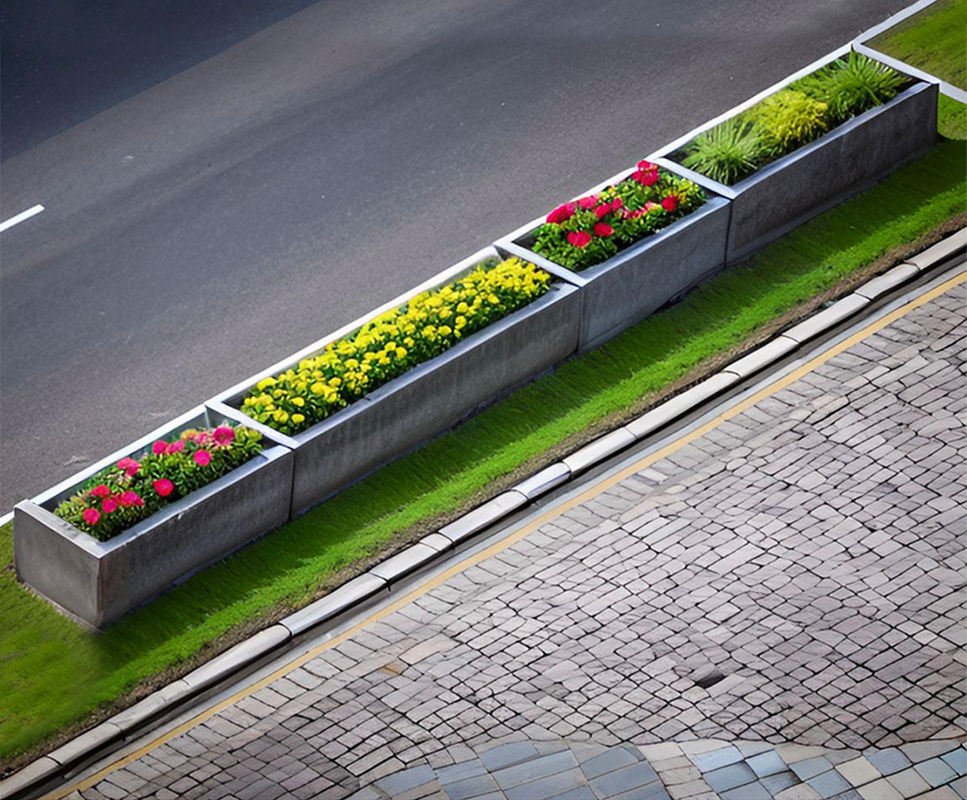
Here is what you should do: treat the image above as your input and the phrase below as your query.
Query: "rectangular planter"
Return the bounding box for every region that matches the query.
[209,247,582,517]
[654,54,938,264]
[496,180,730,352]
[13,407,294,629]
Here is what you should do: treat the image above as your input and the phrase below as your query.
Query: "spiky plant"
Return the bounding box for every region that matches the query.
[680,117,767,185]
[794,51,908,125]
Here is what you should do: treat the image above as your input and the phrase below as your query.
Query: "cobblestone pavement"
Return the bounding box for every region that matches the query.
[70,284,966,800]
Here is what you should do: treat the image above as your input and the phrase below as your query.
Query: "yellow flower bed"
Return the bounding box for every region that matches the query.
[241,257,552,435]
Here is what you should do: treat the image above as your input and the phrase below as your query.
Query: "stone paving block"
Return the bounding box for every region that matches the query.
[809,769,852,798]
[492,750,578,789]
[917,758,959,787]
[580,747,641,779]
[588,762,661,797]
[438,772,500,800]
[376,764,436,795]
[836,758,881,786]
[703,762,758,793]
[942,749,967,776]
[505,768,588,800]
[865,750,912,776]
[856,778,904,800]
[886,767,931,796]
[721,781,773,800]
[691,746,744,772]
[762,772,802,794]
[748,750,789,778]
[792,758,835,782]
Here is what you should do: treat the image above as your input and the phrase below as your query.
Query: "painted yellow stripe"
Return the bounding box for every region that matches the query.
[46,269,965,799]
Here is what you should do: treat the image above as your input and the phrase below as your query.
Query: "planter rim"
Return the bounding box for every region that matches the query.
[656,79,933,196]
[501,194,729,283]
[211,245,521,408]
[19,444,291,557]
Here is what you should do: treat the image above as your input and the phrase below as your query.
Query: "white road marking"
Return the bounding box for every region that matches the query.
[0,204,45,233]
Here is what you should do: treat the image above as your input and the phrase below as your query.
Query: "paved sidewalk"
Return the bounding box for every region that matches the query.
[66,282,966,800]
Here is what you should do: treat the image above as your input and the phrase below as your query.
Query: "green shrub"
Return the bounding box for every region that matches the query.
[680,118,766,185]
[794,51,908,124]
[748,89,829,156]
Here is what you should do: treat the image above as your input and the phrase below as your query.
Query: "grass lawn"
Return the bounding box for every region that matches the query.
[1,105,965,769]
[869,0,967,90]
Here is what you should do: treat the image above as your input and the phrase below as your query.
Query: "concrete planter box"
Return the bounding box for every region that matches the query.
[210,247,581,516]
[13,407,294,629]
[496,176,730,352]
[655,50,938,263]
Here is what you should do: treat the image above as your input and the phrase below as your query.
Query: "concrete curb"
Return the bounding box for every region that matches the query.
[3,224,962,800]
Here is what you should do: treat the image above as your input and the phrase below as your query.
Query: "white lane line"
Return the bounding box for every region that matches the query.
[0,204,45,233]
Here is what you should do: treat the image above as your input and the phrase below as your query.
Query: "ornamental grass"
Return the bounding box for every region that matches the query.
[240,257,552,436]
[53,424,264,541]
[527,159,706,272]
[680,51,910,184]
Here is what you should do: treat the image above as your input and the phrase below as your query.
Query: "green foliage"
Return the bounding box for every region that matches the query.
[748,89,829,155]
[938,94,967,140]
[531,162,706,271]
[794,51,908,124]
[680,117,766,184]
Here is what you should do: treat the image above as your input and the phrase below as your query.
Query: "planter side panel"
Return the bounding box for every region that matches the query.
[13,503,117,628]
[290,286,581,515]
[112,448,294,625]
[578,198,729,351]
[726,82,937,262]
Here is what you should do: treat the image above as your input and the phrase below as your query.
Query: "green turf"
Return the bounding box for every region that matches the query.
[1,131,965,765]
[869,0,967,90]
[938,93,967,139]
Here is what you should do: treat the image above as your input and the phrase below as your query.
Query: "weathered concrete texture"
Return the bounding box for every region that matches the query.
[226,282,581,518]
[72,284,966,799]
[13,410,294,628]
[503,197,731,352]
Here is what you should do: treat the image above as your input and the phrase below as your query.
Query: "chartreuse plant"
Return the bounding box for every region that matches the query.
[241,257,551,436]
[53,424,263,541]
[680,51,909,184]
[530,159,706,271]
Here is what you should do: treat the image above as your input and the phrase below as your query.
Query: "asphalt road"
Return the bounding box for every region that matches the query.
[0,0,900,511]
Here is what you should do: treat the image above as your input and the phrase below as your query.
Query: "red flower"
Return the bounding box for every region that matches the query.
[546,203,576,224]
[83,508,100,526]
[593,223,614,237]
[593,203,611,219]
[213,426,235,446]
[152,440,167,455]
[636,159,658,172]
[119,491,144,507]
[91,484,110,499]
[165,440,185,455]
[630,169,660,187]
[661,195,678,212]
[193,450,212,467]
[611,197,623,211]
[117,457,141,476]
[153,479,174,498]
[102,498,118,514]
[576,195,599,210]
[567,231,592,248]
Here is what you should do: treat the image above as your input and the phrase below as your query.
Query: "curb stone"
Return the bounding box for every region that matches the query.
[0,238,963,798]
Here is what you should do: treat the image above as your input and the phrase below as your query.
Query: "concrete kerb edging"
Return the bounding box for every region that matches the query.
[3,227,962,800]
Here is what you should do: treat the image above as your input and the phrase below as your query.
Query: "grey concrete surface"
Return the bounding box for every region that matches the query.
[0,0,901,512]
[60,276,966,800]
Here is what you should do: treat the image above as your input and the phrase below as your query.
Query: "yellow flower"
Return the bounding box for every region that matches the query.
[292,413,305,424]
[291,396,305,407]
[256,377,277,390]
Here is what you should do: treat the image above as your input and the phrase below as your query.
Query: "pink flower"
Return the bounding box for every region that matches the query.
[165,440,185,455]
[119,491,144,507]
[117,457,141,476]
[213,426,235,446]
[644,201,660,212]
[546,203,576,224]
[83,508,100,526]
[152,440,167,455]
[567,231,592,248]
[661,195,678,212]
[636,159,658,172]
[576,195,598,210]
[195,432,211,445]
[611,197,623,211]
[593,203,611,219]
[153,479,174,498]
[594,222,614,237]
[102,498,118,514]
[91,484,111,499]
[193,450,212,467]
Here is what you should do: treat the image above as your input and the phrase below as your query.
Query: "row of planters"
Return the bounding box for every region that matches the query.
[13,49,939,628]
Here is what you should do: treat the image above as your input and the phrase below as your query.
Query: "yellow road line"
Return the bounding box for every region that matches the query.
[48,270,965,799]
